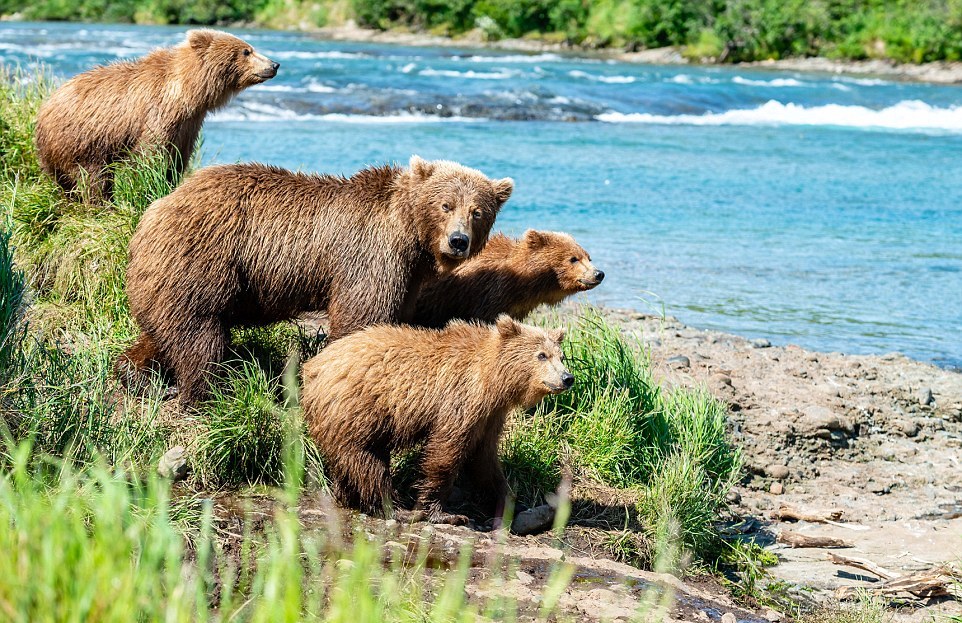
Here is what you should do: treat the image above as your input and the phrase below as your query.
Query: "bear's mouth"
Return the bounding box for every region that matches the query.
[254,68,278,81]
[543,381,568,394]
[577,278,601,290]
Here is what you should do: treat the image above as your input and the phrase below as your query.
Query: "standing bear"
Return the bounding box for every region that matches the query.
[301,315,572,524]
[412,229,604,327]
[35,29,278,200]
[121,156,513,404]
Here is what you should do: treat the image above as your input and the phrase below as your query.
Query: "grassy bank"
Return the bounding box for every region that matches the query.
[0,66,753,618]
[3,0,962,64]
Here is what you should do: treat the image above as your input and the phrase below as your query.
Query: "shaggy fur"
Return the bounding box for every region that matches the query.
[121,156,513,404]
[301,315,571,524]
[412,230,604,327]
[35,29,278,199]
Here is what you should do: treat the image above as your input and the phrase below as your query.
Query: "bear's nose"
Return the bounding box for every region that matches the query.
[561,373,575,388]
[594,270,605,282]
[448,233,469,252]
[271,61,280,72]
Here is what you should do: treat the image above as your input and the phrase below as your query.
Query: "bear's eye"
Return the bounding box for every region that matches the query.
[243,49,251,56]
[569,257,579,264]
[472,209,482,219]
[537,352,547,361]
[441,203,451,212]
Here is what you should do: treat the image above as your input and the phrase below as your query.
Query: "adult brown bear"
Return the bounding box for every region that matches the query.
[35,29,278,200]
[120,156,513,404]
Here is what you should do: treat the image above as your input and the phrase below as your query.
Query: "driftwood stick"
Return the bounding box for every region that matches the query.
[778,530,852,549]
[828,552,899,580]
[773,504,844,523]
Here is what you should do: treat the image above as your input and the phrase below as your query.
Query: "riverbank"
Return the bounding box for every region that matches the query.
[594,305,962,621]
[4,12,962,85]
[295,22,962,85]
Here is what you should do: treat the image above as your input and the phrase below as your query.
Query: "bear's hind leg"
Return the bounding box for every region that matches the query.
[116,331,168,394]
[326,447,394,517]
[166,317,228,405]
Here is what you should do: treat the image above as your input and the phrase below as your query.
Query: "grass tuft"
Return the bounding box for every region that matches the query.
[196,360,323,488]
[514,307,743,561]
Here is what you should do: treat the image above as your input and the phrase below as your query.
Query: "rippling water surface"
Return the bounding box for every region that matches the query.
[2,22,961,367]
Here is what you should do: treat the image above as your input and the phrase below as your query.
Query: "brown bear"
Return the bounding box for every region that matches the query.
[34,29,278,200]
[121,156,513,404]
[411,229,604,328]
[301,315,572,524]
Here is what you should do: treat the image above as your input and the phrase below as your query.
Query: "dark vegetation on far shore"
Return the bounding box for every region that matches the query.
[4,0,962,64]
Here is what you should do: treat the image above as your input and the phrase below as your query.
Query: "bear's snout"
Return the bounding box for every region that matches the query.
[577,267,604,289]
[254,54,280,80]
[447,232,469,255]
[562,372,575,388]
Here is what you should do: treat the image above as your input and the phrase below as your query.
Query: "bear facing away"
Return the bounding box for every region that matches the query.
[35,29,278,200]
[121,156,513,404]
[301,315,572,524]
[411,229,604,328]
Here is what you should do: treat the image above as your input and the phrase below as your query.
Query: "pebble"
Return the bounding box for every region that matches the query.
[384,519,398,529]
[750,338,772,349]
[710,373,733,388]
[721,613,738,623]
[157,445,188,481]
[667,355,690,368]
[511,504,555,535]
[894,419,920,437]
[725,489,742,505]
[918,387,934,406]
[765,464,790,480]
[515,570,534,585]
[867,481,891,495]
[763,608,784,622]
[769,482,784,495]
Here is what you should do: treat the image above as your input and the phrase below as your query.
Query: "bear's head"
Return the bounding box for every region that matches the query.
[186,29,279,91]
[495,315,572,407]
[407,155,513,270]
[522,230,604,293]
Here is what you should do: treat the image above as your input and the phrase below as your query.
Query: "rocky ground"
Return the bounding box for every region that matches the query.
[600,307,962,621]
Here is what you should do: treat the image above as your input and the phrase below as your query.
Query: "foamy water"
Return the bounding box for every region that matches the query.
[597,100,962,132]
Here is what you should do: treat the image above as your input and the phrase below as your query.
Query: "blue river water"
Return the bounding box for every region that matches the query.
[2,22,961,367]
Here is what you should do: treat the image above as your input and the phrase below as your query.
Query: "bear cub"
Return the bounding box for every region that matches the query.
[35,29,278,200]
[301,315,572,524]
[121,156,513,404]
[412,229,603,327]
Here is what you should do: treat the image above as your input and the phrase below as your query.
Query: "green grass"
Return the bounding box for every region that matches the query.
[507,310,742,561]
[0,65,752,619]
[4,0,962,63]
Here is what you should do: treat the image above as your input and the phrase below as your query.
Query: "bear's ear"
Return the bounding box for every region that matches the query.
[493,177,514,205]
[548,328,566,344]
[523,229,549,249]
[409,155,434,181]
[495,314,519,339]
[188,29,215,52]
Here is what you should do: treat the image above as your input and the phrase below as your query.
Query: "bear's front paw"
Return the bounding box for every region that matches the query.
[427,510,470,526]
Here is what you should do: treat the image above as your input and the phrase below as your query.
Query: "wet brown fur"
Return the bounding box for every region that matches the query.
[412,230,603,328]
[34,29,277,199]
[301,316,569,523]
[121,156,513,404]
